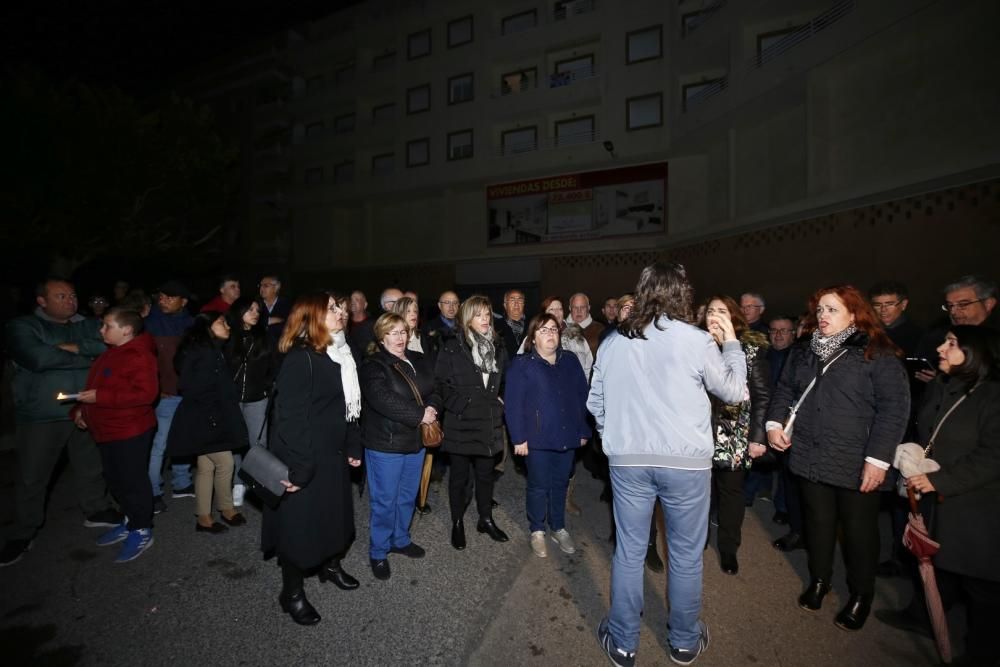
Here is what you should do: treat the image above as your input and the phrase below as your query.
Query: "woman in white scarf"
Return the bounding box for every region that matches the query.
[325,292,361,421]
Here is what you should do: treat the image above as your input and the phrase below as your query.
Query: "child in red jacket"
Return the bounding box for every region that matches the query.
[72,307,159,563]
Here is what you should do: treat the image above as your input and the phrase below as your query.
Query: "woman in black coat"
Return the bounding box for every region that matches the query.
[167,311,249,532]
[262,293,363,626]
[767,285,909,631]
[891,325,1000,663]
[699,296,771,577]
[360,312,441,581]
[224,296,276,508]
[434,295,510,550]
[393,296,440,367]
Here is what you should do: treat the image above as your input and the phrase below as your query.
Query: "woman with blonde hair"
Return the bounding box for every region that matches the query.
[262,292,363,625]
[435,295,510,550]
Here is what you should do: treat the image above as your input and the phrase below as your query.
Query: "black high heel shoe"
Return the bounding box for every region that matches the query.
[279,589,321,625]
[798,579,831,611]
[318,559,359,590]
[451,519,466,550]
[834,594,873,631]
[476,518,509,543]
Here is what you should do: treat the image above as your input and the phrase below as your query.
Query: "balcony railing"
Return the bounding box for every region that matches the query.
[554,0,596,21]
[498,130,599,157]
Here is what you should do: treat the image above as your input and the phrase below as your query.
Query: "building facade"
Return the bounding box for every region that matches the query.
[185,0,1000,317]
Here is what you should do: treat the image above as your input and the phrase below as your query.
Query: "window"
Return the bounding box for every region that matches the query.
[681,78,726,111]
[501,67,537,95]
[408,29,431,59]
[626,26,661,64]
[447,129,474,160]
[304,167,324,184]
[554,0,595,21]
[447,15,474,48]
[551,55,594,88]
[372,153,394,175]
[334,62,355,85]
[555,116,594,146]
[757,27,802,66]
[333,161,355,184]
[372,50,396,72]
[681,3,724,37]
[406,138,430,167]
[501,10,537,36]
[334,113,356,134]
[407,84,431,114]
[305,121,325,138]
[306,75,325,95]
[626,93,662,130]
[372,102,395,123]
[448,73,474,105]
[501,126,537,155]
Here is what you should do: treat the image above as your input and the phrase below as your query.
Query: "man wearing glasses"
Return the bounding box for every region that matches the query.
[423,290,460,341]
[868,281,923,357]
[258,274,290,344]
[739,292,770,335]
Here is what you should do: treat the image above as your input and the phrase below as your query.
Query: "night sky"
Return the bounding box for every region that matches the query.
[2,0,356,96]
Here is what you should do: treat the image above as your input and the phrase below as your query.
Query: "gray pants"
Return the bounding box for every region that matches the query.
[9,421,109,540]
[232,398,268,486]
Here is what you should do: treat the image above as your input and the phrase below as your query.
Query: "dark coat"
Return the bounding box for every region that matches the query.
[166,343,249,457]
[494,315,524,366]
[224,329,277,403]
[884,315,923,358]
[919,378,1000,581]
[360,348,441,454]
[261,345,362,571]
[710,332,772,469]
[434,334,507,458]
[503,349,590,451]
[766,332,910,490]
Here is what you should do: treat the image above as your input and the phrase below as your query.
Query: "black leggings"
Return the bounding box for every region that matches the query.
[448,453,495,522]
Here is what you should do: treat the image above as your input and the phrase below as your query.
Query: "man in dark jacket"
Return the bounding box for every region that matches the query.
[145,281,196,513]
[0,278,120,567]
[868,281,923,357]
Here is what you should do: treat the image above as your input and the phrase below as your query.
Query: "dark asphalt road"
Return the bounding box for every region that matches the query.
[0,450,947,666]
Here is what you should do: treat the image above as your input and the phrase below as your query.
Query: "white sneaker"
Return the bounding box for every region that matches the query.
[551,528,576,554]
[232,484,245,507]
[530,531,548,558]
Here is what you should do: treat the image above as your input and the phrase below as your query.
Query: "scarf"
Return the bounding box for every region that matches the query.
[327,331,362,421]
[468,329,497,374]
[810,325,857,361]
[506,317,524,342]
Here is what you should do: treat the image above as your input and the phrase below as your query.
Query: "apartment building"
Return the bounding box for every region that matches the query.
[186,0,999,315]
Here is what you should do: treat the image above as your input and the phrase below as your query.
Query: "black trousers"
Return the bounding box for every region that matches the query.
[98,428,154,530]
[937,569,1000,662]
[713,468,746,554]
[799,478,881,595]
[448,453,495,522]
[779,453,805,534]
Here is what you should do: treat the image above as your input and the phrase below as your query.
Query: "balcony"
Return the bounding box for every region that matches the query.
[554,0,596,21]
[496,128,600,157]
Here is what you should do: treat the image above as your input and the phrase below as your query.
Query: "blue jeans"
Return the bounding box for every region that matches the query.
[233,398,268,485]
[366,448,425,560]
[148,396,191,495]
[525,448,575,532]
[608,465,710,653]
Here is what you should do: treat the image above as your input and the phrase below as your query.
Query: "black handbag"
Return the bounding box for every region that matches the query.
[238,445,287,509]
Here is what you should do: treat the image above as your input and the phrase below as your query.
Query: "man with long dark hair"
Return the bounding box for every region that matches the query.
[588,262,747,666]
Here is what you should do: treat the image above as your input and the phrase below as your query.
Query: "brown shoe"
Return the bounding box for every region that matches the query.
[221,512,246,527]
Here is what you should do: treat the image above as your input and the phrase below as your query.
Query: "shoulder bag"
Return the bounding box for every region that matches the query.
[783,348,848,438]
[392,362,442,448]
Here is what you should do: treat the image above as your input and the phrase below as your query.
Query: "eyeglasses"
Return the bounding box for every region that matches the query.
[768,328,794,335]
[536,326,559,335]
[871,301,901,310]
[259,282,278,288]
[741,304,763,310]
[386,330,408,337]
[439,300,459,307]
[506,296,525,303]
[942,299,983,312]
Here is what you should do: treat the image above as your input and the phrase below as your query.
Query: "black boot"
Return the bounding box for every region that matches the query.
[476,517,509,543]
[798,579,831,611]
[279,564,320,625]
[645,542,664,573]
[834,594,873,631]
[451,519,466,550]
[318,558,359,590]
[773,531,805,552]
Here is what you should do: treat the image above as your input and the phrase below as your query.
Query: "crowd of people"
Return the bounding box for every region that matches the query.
[1,266,997,665]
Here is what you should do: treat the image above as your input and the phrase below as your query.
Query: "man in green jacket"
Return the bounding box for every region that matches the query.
[0,278,121,566]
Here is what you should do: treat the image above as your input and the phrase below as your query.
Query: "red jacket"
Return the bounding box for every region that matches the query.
[200,295,232,313]
[75,333,159,443]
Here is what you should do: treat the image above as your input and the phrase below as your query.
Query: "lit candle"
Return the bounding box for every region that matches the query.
[56,392,81,401]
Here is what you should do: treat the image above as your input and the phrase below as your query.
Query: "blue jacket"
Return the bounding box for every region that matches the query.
[504,349,591,451]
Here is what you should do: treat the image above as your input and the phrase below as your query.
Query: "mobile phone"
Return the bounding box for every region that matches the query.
[904,357,935,374]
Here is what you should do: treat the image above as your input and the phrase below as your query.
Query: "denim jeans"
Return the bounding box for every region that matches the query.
[366,448,425,560]
[148,396,191,495]
[608,465,710,653]
[525,448,575,532]
[232,398,268,485]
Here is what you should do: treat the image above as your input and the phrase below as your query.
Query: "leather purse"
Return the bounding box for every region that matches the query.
[392,363,442,448]
[238,445,288,509]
